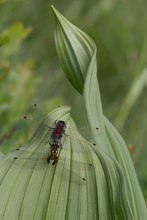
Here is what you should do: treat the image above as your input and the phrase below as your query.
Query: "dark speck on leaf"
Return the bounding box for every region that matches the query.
[89,163,93,167]
[13,157,18,160]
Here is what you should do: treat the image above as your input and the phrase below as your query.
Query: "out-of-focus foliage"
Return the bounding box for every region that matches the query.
[0,0,147,202]
[0,21,38,152]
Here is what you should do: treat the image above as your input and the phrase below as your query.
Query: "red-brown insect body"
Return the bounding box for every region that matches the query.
[51,120,66,146]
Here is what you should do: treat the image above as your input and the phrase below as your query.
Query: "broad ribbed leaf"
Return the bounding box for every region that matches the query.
[104,117,147,219]
[83,51,109,152]
[52,5,95,94]
[0,106,133,220]
[83,51,147,218]
[52,6,147,219]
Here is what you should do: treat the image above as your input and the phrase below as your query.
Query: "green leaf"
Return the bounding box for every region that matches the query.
[0,106,133,220]
[83,49,147,218]
[83,51,109,152]
[51,6,147,219]
[0,22,32,45]
[115,68,147,129]
[104,117,147,219]
[51,5,96,94]
[0,152,4,159]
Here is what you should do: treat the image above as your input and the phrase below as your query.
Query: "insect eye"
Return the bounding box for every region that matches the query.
[59,120,65,125]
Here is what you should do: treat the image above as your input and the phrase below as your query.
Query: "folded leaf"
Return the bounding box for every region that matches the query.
[0,106,134,220]
[52,5,96,94]
[51,6,147,219]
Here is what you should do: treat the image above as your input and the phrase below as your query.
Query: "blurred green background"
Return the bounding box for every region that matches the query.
[0,0,147,202]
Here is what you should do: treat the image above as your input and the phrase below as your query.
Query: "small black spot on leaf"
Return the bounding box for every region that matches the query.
[13,157,17,160]
[89,163,93,167]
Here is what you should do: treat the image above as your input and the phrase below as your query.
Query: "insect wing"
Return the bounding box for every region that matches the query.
[11,147,49,169]
[11,148,94,169]
[10,146,94,184]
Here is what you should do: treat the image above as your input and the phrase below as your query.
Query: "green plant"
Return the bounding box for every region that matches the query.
[0,6,146,220]
[0,22,39,152]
